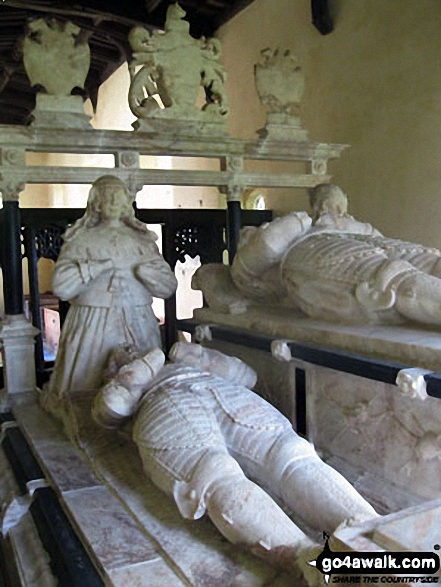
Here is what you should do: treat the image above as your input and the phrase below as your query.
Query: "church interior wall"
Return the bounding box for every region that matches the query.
[218,0,441,248]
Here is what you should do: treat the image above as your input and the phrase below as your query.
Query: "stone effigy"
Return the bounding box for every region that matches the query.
[194,184,441,328]
[93,342,378,585]
[44,175,177,399]
[22,18,92,128]
[128,3,228,133]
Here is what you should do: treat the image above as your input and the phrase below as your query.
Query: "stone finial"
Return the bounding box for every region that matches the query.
[23,18,90,96]
[271,340,292,362]
[395,368,430,401]
[254,47,308,141]
[128,3,228,134]
[22,18,92,128]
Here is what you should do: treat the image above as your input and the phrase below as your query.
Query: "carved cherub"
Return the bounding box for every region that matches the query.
[325,395,386,438]
[392,413,441,476]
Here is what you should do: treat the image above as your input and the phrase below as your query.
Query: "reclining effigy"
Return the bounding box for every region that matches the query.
[195,184,441,328]
[93,342,378,585]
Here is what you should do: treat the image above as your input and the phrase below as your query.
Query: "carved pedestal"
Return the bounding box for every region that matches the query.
[0,314,39,398]
[31,95,92,129]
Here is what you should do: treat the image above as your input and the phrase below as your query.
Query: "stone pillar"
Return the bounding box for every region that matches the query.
[226,200,242,264]
[0,181,39,400]
[3,199,24,315]
[222,156,244,264]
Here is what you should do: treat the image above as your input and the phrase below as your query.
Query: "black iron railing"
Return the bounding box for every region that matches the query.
[0,207,272,385]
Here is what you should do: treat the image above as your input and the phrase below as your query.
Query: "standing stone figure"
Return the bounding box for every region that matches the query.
[93,342,378,586]
[46,175,177,397]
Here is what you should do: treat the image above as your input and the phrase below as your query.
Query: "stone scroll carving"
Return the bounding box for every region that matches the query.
[42,175,177,402]
[128,3,228,133]
[93,342,378,585]
[193,184,441,330]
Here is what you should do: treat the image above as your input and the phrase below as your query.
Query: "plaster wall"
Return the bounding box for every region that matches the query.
[218,0,441,248]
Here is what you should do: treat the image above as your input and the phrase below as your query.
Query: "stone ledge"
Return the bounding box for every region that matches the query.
[193,307,441,372]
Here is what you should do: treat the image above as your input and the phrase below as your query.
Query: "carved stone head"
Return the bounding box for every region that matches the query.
[87,176,134,222]
[309,183,348,222]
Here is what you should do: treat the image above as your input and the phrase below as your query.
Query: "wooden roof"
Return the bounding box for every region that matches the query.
[0,0,256,125]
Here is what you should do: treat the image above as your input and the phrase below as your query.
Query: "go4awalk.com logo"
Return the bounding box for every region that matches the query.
[308,535,440,584]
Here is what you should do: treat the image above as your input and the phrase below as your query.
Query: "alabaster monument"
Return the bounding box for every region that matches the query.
[93,342,378,585]
[44,175,177,400]
[255,47,308,141]
[194,184,441,328]
[23,18,91,128]
[128,3,228,133]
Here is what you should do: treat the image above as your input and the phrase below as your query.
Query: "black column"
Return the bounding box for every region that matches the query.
[226,200,242,265]
[161,223,177,354]
[23,227,45,384]
[2,200,23,315]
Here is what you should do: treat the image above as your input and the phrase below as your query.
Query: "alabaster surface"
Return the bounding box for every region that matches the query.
[193,304,441,371]
[128,4,228,132]
[195,339,298,423]
[194,184,441,332]
[31,94,92,129]
[192,337,441,512]
[12,399,293,586]
[43,175,177,400]
[310,365,441,505]
[93,342,378,585]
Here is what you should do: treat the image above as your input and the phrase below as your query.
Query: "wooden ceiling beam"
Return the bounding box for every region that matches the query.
[144,0,163,14]
[311,0,333,35]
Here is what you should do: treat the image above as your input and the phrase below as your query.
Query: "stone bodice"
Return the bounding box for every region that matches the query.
[52,224,176,307]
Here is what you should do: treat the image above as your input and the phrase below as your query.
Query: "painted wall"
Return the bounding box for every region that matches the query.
[218,0,441,247]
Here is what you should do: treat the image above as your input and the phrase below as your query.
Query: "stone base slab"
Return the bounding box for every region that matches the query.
[10,397,292,586]
[193,306,441,371]
[31,94,92,129]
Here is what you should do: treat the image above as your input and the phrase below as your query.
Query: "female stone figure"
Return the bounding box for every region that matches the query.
[46,175,177,397]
